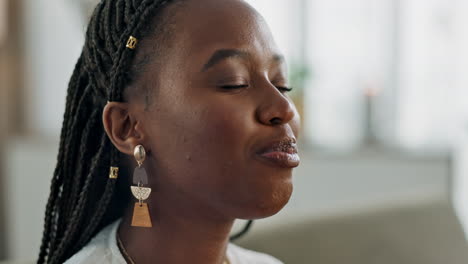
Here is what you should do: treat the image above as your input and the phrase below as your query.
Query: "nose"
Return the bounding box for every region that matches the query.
[256,83,296,126]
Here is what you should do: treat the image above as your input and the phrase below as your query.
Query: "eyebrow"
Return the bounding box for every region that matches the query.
[201,49,285,72]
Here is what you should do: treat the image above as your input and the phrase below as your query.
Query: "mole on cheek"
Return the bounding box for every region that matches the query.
[181,135,192,161]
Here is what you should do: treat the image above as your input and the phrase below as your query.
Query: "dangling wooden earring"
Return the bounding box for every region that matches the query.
[130,145,152,227]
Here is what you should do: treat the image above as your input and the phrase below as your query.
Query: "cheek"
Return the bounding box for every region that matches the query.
[150,97,252,191]
[185,101,251,178]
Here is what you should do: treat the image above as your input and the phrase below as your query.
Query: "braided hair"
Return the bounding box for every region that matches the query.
[37,1,252,263]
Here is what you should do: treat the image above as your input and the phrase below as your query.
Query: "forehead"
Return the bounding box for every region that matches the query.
[169,0,280,65]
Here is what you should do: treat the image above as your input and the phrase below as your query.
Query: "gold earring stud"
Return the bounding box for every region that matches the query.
[134,144,146,167]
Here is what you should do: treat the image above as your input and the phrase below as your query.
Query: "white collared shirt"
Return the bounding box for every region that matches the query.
[64,219,284,264]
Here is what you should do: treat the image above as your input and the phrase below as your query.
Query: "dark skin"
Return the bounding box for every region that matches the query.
[102,0,301,263]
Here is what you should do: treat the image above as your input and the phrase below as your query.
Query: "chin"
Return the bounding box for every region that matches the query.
[238,182,293,219]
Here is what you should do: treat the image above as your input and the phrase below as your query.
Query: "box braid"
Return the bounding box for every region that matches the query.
[37,0,253,263]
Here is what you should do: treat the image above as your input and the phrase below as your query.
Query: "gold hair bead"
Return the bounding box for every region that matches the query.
[109,166,119,179]
[126,36,138,49]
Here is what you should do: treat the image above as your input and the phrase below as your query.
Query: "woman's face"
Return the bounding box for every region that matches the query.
[134,0,301,220]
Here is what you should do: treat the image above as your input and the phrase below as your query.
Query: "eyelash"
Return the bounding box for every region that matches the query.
[221,85,293,93]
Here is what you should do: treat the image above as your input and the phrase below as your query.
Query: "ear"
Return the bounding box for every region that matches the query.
[102,102,144,156]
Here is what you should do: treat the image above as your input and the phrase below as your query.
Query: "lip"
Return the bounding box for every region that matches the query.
[257,151,300,168]
[255,138,300,168]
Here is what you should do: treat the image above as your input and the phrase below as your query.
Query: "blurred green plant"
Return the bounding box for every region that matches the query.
[287,61,312,121]
[288,61,312,97]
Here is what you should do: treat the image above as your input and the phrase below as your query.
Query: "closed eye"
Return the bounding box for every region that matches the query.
[276,86,293,93]
[220,85,293,93]
[220,84,249,89]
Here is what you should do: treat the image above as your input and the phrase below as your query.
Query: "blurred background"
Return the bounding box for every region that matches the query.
[1,0,468,263]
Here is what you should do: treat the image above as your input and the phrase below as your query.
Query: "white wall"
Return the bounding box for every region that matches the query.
[246,0,304,60]
[4,140,56,261]
[23,0,84,137]
[1,0,84,260]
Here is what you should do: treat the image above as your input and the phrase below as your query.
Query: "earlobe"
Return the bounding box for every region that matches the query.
[102,102,143,156]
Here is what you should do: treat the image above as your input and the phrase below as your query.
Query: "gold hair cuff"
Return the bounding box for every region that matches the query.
[109,166,119,179]
[126,36,138,49]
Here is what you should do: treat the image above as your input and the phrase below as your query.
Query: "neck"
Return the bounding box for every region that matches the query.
[118,193,235,264]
